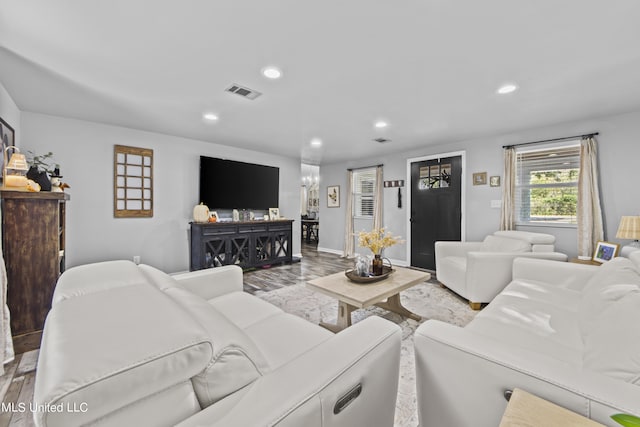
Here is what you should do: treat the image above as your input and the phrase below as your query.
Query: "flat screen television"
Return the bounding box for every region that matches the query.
[199,156,279,210]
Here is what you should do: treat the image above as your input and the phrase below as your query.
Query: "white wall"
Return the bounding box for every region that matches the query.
[21,112,301,273]
[319,109,640,261]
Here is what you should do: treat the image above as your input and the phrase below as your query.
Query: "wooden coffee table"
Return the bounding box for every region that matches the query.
[307,267,430,332]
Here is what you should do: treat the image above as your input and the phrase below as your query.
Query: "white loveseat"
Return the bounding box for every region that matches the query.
[415,252,640,426]
[435,230,568,308]
[33,261,402,427]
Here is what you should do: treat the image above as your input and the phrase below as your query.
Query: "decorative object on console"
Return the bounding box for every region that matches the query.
[208,211,218,223]
[473,171,487,185]
[616,216,640,257]
[193,203,210,223]
[327,185,340,207]
[26,151,60,191]
[592,240,619,263]
[2,146,29,188]
[269,207,279,220]
[357,228,403,276]
[50,167,70,192]
[232,209,239,221]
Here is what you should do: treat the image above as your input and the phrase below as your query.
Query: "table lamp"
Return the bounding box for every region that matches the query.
[616,216,640,257]
[3,146,29,188]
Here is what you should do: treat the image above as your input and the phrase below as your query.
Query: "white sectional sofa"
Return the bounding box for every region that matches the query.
[34,261,402,427]
[435,230,568,308]
[415,251,640,426]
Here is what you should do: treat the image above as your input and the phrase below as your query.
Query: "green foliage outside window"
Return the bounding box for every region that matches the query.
[527,169,578,221]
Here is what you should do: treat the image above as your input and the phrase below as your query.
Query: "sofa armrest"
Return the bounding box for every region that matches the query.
[176,316,402,427]
[512,257,598,290]
[171,265,243,300]
[414,321,640,427]
[465,252,568,302]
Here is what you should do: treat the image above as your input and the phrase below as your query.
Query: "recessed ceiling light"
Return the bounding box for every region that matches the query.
[262,66,282,79]
[203,113,219,121]
[310,138,322,147]
[497,83,518,95]
[374,121,389,128]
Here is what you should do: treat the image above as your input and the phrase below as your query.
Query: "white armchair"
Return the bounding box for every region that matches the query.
[435,230,568,309]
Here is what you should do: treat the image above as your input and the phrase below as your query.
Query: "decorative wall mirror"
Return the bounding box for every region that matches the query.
[113,145,153,217]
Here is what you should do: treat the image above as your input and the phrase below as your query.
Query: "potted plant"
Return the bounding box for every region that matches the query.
[612,414,640,426]
[26,151,60,191]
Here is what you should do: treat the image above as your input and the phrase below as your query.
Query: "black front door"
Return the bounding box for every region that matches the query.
[410,155,462,270]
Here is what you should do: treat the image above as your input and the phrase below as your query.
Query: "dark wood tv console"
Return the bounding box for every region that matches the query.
[190,219,293,271]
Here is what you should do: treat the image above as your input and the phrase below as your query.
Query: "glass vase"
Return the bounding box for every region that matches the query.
[372,254,383,276]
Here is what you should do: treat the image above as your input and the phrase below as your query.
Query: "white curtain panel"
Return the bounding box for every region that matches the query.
[373,165,384,231]
[500,147,516,230]
[577,137,604,257]
[1,250,15,374]
[343,170,355,258]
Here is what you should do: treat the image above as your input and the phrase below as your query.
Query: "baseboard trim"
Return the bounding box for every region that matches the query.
[317,247,344,256]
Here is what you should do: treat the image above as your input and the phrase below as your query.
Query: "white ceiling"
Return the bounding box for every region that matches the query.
[2,1,640,165]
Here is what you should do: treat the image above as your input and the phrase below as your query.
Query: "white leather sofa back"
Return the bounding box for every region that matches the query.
[35,281,212,427]
[35,261,403,427]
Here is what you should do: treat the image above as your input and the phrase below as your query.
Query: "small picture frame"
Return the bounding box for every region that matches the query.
[269,207,280,220]
[592,241,620,263]
[473,172,487,186]
[327,185,340,208]
[490,176,501,187]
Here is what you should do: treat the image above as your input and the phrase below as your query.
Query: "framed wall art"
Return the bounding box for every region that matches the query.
[490,176,501,187]
[1,117,16,180]
[327,185,340,207]
[472,172,487,186]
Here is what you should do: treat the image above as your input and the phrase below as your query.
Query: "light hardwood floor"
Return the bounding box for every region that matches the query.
[0,241,355,426]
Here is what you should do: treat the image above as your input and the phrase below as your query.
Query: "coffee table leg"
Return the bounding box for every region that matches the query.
[320,301,355,333]
[375,294,422,322]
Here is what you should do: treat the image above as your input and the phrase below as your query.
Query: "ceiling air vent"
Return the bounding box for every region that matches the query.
[225,84,262,100]
[373,138,391,144]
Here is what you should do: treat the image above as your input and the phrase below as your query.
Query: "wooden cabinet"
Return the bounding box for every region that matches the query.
[190,220,293,271]
[1,190,69,340]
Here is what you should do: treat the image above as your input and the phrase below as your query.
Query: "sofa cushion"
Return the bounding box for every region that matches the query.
[209,292,332,368]
[481,235,531,253]
[466,292,582,364]
[244,312,333,370]
[583,292,640,384]
[578,257,640,336]
[583,257,640,293]
[164,287,269,408]
[208,291,284,329]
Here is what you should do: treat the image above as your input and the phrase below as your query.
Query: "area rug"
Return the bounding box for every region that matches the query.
[256,281,477,427]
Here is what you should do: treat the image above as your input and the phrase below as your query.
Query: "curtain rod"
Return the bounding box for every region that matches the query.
[502,132,599,149]
[347,164,383,171]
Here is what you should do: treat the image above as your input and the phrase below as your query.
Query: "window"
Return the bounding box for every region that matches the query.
[515,143,580,226]
[353,168,376,218]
